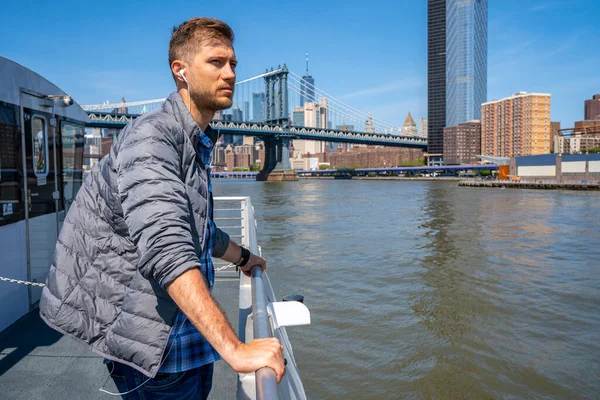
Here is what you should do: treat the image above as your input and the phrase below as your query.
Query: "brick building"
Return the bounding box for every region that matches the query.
[554,120,600,154]
[481,92,551,157]
[304,147,423,169]
[443,121,481,165]
[219,143,265,171]
[225,152,251,171]
[584,94,600,121]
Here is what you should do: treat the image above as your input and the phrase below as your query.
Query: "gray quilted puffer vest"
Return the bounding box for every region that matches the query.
[40,92,229,377]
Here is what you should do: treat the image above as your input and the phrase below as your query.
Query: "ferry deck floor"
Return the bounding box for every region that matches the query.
[0,269,240,400]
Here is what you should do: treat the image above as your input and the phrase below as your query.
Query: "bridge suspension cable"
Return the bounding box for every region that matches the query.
[235,69,284,85]
[287,81,380,132]
[82,71,273,113]
[287,79,395,134]
[287,74,398,133]
[287,70,400,132]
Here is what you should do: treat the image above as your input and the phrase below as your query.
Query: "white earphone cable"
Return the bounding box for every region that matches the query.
[98,315,187,395]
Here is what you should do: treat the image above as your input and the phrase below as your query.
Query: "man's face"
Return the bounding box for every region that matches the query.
[188,38,237,112]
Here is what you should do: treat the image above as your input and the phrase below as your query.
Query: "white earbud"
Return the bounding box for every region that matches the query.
[180,69,191,108]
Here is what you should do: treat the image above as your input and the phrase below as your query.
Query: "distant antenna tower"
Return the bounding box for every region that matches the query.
[305,53,309,76]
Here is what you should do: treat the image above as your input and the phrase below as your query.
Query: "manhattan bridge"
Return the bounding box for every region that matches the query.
[82,65,427,180]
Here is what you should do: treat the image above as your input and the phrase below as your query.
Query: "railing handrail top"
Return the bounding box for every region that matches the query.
[214,196,250,201]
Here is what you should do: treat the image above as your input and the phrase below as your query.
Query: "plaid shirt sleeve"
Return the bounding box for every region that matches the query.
[158,130,221,373]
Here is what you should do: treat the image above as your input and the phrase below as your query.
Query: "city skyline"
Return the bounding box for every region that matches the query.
[1,1,598,130]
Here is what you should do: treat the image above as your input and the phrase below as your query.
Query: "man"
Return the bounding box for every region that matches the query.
[39,17,285,399]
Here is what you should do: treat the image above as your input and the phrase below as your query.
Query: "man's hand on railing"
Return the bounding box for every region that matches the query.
[239,252,266,277]
[225,338,286,383]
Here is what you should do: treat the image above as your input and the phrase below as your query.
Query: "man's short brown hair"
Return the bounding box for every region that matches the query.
[169,17,234,68]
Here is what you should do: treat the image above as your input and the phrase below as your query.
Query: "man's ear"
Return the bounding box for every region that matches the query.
[172,61,186,82]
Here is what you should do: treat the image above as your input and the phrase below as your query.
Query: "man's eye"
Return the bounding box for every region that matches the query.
[210,60,222,65]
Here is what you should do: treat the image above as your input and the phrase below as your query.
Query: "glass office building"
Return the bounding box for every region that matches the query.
[446,0,487,128]
[300,75,315,106]
[252,92,265,122]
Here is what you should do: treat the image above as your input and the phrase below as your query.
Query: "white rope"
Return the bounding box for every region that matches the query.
[214,263,237,272]
[0,264,236,290]
[0,276,45,287]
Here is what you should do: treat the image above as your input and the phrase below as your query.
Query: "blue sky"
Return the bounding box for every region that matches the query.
[1,0,598,129]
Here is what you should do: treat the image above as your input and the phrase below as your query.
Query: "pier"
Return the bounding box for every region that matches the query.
[459,180,600,190]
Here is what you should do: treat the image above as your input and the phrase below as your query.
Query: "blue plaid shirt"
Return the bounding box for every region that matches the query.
[158,129,221,373]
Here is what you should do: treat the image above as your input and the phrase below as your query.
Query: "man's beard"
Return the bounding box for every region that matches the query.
[190,84,234,112]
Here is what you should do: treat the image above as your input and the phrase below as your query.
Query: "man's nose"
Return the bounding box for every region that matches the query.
[222,64,236,81]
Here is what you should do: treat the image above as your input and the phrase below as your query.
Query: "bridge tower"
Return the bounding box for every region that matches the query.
[264,65,289,125]
[257,65,297,181]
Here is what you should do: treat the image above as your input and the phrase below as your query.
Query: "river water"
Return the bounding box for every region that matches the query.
[213,179,600,399]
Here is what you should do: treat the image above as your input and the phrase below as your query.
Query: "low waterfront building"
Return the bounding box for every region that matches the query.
[292,147,423,169]
[510,153,600,182]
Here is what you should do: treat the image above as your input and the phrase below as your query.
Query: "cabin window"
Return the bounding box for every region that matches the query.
[0,103,22,226]
[32,115,49,178]
[61,122,85,212]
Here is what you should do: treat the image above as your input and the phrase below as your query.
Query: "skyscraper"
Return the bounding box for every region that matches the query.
[252,92,265,122]
[365,114,374,133]
[446,0,487,127]
[428,0,487,163]
[419,118,428,138]
[300,54,315,106]
[232,106,243,121]
[427,0,447,159]
[292,106,304,127]
[243,101,250,122]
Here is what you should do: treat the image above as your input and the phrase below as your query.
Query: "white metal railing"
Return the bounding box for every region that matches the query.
[214,197,308,400]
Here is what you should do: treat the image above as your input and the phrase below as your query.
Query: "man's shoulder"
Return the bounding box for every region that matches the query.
[118,107,186,149]
[129,107,182,136]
